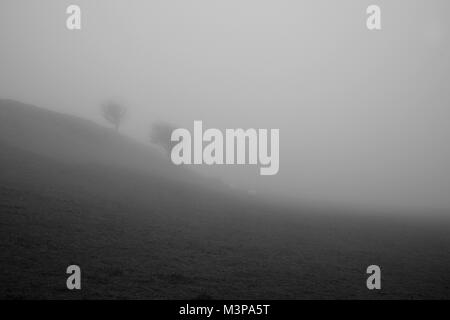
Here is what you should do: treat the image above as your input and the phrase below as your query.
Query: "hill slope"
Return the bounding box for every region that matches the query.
[1,99,450,299]
[0,99,216,188]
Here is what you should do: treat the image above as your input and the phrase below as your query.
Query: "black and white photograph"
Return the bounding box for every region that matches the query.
[0,0,449,309]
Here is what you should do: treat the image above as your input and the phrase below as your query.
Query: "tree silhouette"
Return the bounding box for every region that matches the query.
[101,101,126,131]
[150,122,177,156]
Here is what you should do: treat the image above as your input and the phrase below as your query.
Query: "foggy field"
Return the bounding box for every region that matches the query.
[1,0,450,301]
[1,100,449,299]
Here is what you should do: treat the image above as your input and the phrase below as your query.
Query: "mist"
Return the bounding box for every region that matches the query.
[1,0,449,210]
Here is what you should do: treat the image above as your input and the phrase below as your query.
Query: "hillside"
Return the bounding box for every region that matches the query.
[0,99,450,299]
[0,99,218,189]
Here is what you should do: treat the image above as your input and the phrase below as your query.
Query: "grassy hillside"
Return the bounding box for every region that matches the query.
[0,100,449,299]
[0,99,209,187]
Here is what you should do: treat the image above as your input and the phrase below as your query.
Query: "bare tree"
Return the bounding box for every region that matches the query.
[101,101,126,131]
[150,122,177,156]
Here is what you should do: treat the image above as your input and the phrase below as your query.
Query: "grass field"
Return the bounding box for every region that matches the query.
[1,100,449,299]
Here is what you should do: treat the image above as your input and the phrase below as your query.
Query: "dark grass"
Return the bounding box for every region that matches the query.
[1,157,449,299]
[1,100,450,299]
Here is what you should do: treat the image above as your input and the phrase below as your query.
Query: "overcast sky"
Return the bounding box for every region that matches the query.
[1,0,449,210]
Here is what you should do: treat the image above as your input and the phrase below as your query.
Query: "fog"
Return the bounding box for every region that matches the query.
[1,0,449,210]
